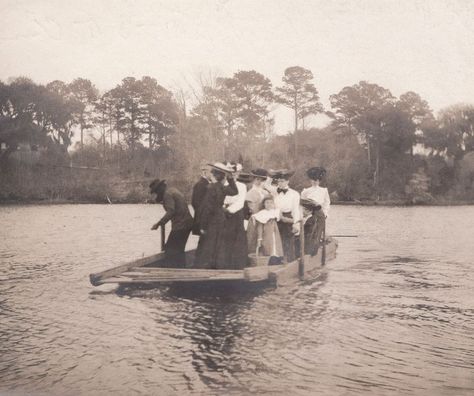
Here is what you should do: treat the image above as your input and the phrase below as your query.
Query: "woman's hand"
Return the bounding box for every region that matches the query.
[223,207,232,218]
[151,222,159,230]
[280,215,293,224]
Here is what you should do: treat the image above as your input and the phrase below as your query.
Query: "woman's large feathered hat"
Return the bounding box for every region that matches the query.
[306,167,327,181]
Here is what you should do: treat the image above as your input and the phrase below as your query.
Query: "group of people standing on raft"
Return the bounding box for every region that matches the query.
[149,162,330,270]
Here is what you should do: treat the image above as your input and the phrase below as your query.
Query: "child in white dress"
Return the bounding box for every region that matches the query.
[246,197,284,265]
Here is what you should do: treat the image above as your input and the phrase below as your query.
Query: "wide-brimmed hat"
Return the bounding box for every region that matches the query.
[269,168,295,180]
[306,166,327,181]
[208,162,234,174]
[250,168,268,179]
[300,198,322,211]
[237,172,254,183]
[149,179,166,193]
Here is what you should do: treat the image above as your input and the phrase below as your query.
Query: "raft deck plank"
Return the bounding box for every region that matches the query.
[89,252,165,286]
[100,273,245,284]
[122,270,244,279]
[128,267,243,275]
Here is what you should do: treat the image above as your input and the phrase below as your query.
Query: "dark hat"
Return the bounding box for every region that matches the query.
[306,167,326,181]
[300,198,322,211]
[149,179,166,192]
[237,172,253,183]
[250,168,268,179]
[269,168,295,180]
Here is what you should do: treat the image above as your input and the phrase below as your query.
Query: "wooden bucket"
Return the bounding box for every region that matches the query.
[248,247,269,267]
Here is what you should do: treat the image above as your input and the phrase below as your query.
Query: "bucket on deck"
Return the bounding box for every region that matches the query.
[248,247,270,267]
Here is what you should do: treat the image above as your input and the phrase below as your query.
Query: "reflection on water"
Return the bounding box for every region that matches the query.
[0,204,473,395]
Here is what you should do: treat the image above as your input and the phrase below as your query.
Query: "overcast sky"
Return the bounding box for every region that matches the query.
[1,0,474,132]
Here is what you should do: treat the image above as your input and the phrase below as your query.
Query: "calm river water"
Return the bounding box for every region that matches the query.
[0,205,473,395]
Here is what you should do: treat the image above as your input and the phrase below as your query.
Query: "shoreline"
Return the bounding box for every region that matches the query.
[1,198,473,207]
[331,200,474,206]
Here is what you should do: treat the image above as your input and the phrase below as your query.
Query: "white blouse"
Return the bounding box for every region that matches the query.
[223,181,247,214]
[273,188,301,223]
[301,185,331,216]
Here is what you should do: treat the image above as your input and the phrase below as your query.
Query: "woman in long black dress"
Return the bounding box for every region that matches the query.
[194,163,238,269]
[222,162,248,269]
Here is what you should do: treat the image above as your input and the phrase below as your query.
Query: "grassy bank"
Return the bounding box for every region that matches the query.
[2,162,473,206]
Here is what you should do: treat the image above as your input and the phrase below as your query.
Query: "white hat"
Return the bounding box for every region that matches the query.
[208,162,234,173]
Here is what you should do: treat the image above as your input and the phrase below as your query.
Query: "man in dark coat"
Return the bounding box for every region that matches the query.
[150,179,193,267]
[191,163,210,235]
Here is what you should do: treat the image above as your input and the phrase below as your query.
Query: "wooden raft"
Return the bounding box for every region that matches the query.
[89,238,338,287]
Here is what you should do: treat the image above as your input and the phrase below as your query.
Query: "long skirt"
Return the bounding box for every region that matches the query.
[278,218,296,263]
[191,217,201,236]
[163,227,191,268]
[305,209,326,256]
[191,206,204,235]
[220,209,248,269]
[194,213,227,269]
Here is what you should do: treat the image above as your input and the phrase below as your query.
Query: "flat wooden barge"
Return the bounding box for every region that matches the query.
[89,237,337,288]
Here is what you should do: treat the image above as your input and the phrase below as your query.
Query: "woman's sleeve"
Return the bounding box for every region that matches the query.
[323,188,331,217]
[223,177,238,196]
[292,191,301,223]
[159,192,175,225]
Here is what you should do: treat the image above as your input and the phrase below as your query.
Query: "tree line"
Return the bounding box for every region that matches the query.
[1,67,474,203]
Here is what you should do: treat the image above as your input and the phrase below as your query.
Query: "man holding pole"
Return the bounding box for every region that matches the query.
[150,179,193,267]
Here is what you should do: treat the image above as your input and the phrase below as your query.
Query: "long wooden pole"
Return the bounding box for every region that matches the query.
[299,221,305,279]
[321,224,326,266]
[160,223,166,252]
